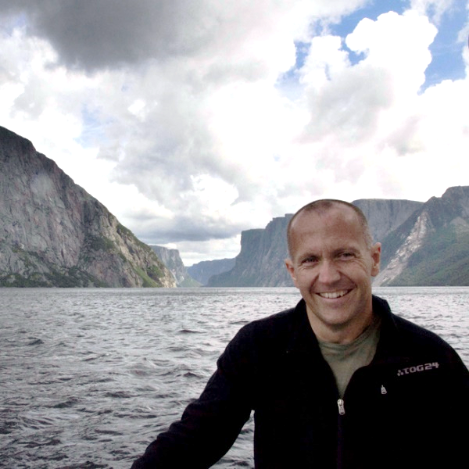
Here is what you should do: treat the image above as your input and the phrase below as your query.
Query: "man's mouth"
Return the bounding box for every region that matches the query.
[317,290,350,299]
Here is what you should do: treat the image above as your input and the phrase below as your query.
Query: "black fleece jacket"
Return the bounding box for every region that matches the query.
[131,295,469,468]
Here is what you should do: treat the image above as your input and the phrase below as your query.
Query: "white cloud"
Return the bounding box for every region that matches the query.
[410,0,455,23]
[290,9,467,204]
[0,1,468,263]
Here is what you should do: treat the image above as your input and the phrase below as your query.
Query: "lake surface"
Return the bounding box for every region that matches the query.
[1,287,468,468]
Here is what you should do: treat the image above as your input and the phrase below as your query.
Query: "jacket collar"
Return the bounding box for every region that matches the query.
[285,299,320,359]
[286,294,405,363]
[371,295,412,365]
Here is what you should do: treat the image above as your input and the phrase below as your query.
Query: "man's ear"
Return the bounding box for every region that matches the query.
[285,258,298,287]
[370,242,381,277]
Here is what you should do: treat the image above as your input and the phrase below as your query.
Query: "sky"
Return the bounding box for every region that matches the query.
[0,0,468,265]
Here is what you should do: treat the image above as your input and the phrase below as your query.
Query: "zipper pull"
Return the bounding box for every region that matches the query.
[337,398,345,415]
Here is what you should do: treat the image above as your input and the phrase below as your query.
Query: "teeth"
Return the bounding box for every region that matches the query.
[319,290,348,299]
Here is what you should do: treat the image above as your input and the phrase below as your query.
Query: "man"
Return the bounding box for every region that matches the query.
[131,199,468,468]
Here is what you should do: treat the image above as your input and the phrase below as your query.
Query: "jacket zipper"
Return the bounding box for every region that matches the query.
[337,398,345,415]
[337,398,346,469]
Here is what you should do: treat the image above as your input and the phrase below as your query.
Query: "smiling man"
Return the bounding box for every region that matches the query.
[285,200,381,345]
[131,200,468,469]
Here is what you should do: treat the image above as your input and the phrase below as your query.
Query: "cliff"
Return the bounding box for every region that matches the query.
[187,258,235,285]
[208,216,294,287]
[352,199,423,242]
[150,246,200,287]
[375,186,469,286]
[207,197,448,287]
[0,126,176,288]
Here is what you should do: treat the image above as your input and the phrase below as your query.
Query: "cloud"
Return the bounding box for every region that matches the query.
[0,0,365,73]
[0,0,216,71]
[0,1,468,264]
[294,11,440,184]
[410,0,456,24]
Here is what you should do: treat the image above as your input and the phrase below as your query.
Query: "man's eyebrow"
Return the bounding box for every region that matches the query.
[332,246,360,255]
[297,251,319,261]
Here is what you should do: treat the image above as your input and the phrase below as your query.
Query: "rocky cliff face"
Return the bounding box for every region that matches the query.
[208,216,294,287]
[375,186,469,286]
[150,245,200,287]
[0,126,176,288]
[187,258,235,285]
[207,196,460,287]
[352,199,423,242]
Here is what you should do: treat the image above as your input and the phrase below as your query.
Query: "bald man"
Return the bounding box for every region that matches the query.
[132,200,468,469]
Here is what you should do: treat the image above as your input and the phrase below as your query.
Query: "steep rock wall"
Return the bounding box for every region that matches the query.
[375,186,469,286]
[150,245,200,287]
[353,199,423,242]
[208,217,294,287]
[0,126,175,288]
[207,199,433,287]
[187,258,235,286]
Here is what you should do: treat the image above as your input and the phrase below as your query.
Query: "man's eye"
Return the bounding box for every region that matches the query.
[301,257,318,265]
[339,252,355,259]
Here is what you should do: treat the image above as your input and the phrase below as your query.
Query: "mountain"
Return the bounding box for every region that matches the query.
[207,216,293,287]
[187,258,235,286]
[374,186,469,286]
[150,245,200,287]
[352,199,423,242]
[0,126,176,288]
[4,126,466,288]
[172,199,422,287]
[207,196,463,287]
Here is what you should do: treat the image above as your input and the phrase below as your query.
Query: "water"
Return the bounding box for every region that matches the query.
[1,287,468,468]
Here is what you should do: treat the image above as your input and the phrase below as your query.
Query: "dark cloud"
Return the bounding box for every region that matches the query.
[0,0,216,71]
[131,213,245,244]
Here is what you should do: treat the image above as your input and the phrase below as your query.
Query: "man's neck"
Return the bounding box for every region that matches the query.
[306,309,375,345]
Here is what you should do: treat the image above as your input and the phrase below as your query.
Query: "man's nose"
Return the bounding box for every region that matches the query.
[317,260,341,284]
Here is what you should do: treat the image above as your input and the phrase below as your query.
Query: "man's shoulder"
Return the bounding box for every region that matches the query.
[228,300,307,351]
[243,300,305,331]
[391,313,457,356]
[373,295,464,364]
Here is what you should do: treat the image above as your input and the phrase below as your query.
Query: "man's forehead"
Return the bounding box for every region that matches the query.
[292,204,360,229]
[289,206,368,257]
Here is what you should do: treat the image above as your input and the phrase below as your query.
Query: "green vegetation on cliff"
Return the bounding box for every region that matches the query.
[0,125,176,288]
[389,227,469,286]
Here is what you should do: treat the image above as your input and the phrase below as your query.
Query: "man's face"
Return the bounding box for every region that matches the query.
[285,206,381,343]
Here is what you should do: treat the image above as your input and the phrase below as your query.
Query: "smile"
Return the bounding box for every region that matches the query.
[317,290,350,299]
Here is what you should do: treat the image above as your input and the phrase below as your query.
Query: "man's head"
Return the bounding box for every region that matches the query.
[287,200,373,257]
[285,200,381,343]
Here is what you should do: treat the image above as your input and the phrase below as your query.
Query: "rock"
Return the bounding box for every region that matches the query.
[0,126,176,288]
[375,186,469,286]
[208,216,293,287]
[150,246,200,287]
[206,194,469,287]
[352,199,423,242]
[187,258,235,286]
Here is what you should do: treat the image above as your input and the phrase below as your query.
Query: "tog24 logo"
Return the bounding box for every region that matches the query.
[397,362,439,377]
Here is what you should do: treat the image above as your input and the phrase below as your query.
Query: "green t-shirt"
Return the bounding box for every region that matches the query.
[318,315,381,398]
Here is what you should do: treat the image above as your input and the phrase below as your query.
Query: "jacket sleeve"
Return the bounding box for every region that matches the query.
[130,326,255,469]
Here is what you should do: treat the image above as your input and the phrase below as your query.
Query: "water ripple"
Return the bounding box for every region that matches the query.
[0,287,467,468]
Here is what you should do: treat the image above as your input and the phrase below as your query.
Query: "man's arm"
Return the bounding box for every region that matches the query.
[131,328,254,468]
